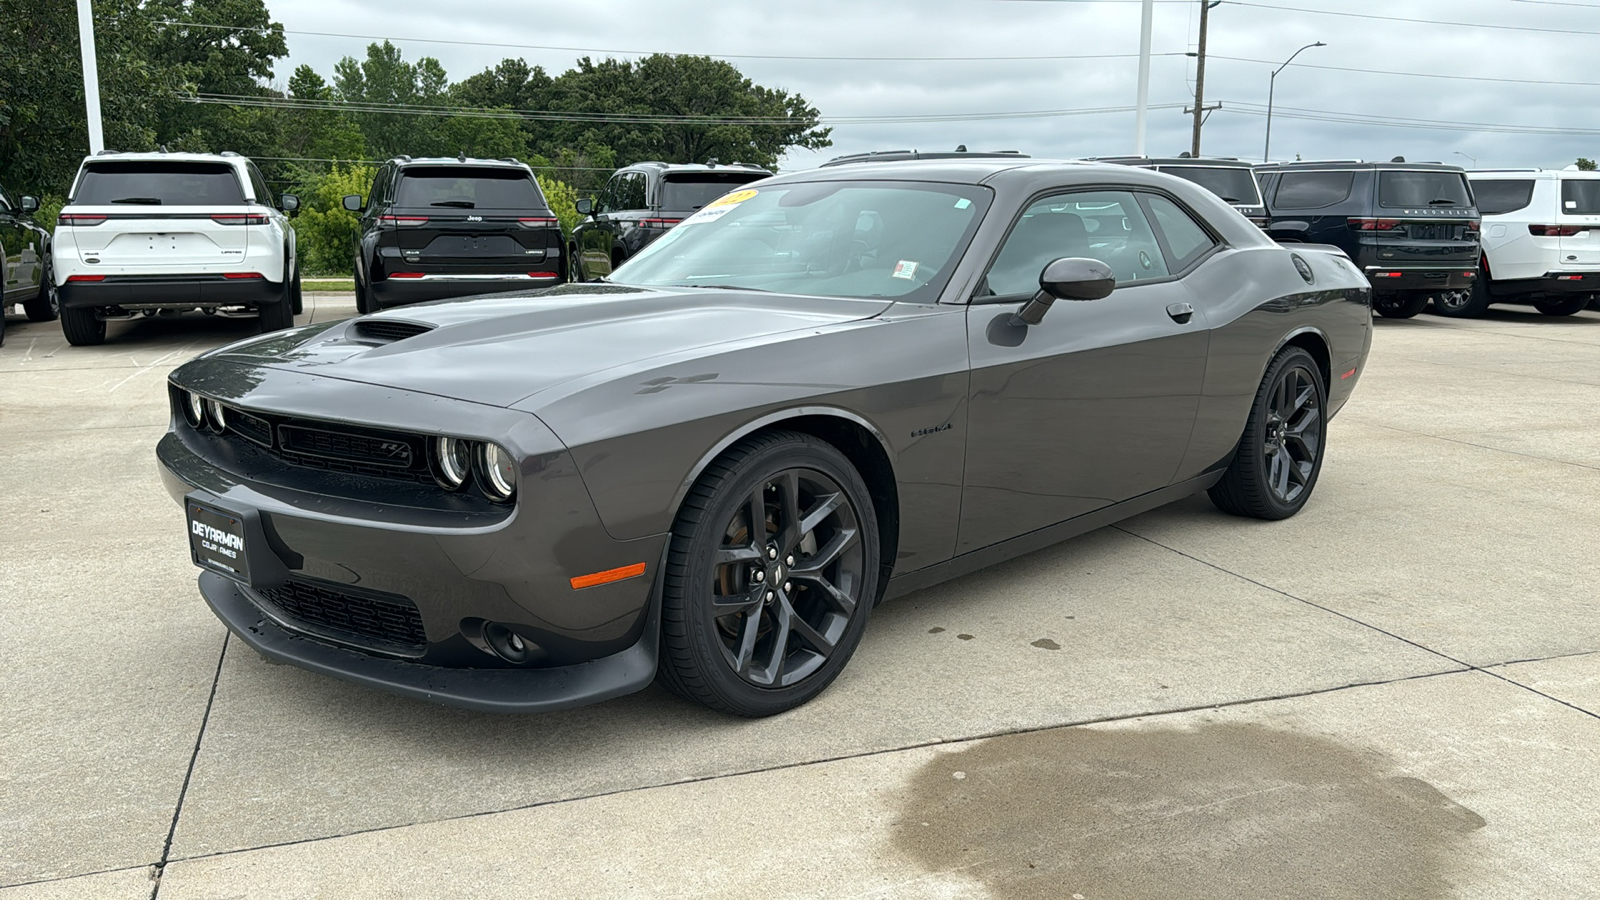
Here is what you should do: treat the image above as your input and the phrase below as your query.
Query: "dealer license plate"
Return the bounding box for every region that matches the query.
[187,501,250,582]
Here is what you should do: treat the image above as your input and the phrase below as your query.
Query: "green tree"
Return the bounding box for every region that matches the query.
[279,65,365,166]
[536,174,582,237]
[333,41,451,159]
[292,164,374,275]
[1578,158,1597,171]
[143,0,288,159]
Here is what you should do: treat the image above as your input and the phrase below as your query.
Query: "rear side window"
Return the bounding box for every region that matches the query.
[614,172,647,211]
[1561,179,1600,215]
[1379,171,1472,209]
[1159,166,1262,205]
[1472,180,1535,215]
[393,167,546,210]
[73,161,245,205]
[660,173,767,212]
[1144,194,1218,270]
[1273,172,1354,209]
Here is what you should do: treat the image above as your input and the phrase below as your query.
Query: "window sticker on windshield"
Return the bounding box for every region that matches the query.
[892,260,920,280]
[1567,200,1578,208]
[680,205,736,226]
[706,188,759,209]
[954,198,972,210]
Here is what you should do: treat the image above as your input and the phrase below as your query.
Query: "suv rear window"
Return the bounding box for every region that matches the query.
[1561,179,1600,215]
[1159,166,1261,205]
[1472,180,1535,215]
[660,173,768,212]
[1272,171,1354,209]
[74,161,244,206]
[1379,171,1472,209]
[394,167,545,210]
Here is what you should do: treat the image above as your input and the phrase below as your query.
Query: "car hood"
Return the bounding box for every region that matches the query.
[203,284,894,408]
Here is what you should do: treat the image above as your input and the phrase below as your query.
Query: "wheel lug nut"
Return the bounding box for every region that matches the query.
[753,570,764,582]
[766,591,775,603]
[783,581,792,592]
[768,547,778,560]
[785,555,795,566]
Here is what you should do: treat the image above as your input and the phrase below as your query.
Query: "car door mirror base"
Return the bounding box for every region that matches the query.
[1013,257,1117,325]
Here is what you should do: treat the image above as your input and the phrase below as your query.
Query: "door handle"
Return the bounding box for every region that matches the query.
[1166,302,1195,324]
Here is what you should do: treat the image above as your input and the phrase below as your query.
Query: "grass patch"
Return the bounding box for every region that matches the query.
[303,278,355,292]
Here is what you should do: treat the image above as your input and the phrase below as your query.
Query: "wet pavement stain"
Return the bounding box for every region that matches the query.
[929,627,947,634]
[957,634,975,641]
[894,722,1485,900]
[1031,639,1062,651]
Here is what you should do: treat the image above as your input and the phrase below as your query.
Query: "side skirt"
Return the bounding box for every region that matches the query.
[882,471,1224,602]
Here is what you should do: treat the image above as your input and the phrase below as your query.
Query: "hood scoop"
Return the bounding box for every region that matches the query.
[351,319,435,344]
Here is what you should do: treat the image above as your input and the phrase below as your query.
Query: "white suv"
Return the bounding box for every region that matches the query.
[52,151,300,345]
[1441,168,1600,317]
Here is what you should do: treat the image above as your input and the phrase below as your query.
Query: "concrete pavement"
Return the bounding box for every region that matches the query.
[2,297,1597,898]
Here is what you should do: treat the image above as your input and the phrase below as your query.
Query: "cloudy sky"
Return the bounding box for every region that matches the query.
[259,0,1597,171]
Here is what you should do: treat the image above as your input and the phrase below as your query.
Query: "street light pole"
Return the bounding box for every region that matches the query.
[1134,0,1154,155]
[1454,151,1477,168]
[1190,1,1222,158]
[1263,41,1325,163]
[76,0,104,154]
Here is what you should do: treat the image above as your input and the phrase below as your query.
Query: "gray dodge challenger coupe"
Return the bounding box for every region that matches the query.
[158,159,1372,717]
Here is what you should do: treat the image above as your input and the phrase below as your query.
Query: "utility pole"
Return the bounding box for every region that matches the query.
[1189,1,1223,157]
[77,0,104,153]
[1134,0,1154,155]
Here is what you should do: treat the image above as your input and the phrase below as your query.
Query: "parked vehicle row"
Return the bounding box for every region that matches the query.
[0,181,59,346]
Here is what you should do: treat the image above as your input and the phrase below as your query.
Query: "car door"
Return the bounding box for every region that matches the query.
[0,186,26,298]
[575,174,625,280]
[958,188,1213,554]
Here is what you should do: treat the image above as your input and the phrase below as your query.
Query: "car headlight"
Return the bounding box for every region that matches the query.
[204,398,227,432]
[480,443,517,501]
[182,391,205,428]
[433,436,472,490]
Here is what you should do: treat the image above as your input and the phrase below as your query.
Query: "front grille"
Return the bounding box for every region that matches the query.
[255,577,427,653]
[279,424,416,469]
[354,319,433,342]
[228,411,273,448]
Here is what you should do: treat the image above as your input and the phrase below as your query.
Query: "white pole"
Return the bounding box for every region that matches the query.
[77,0,104,154]
[1134,0,1154,155]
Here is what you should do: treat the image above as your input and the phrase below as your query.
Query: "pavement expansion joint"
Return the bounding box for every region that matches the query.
[149,634,230,900]
[1362,422,1600,473]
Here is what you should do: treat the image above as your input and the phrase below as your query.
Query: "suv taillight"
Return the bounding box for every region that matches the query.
[516,217,558,228]
[1530,224,1583,237]
[58,214,107,226]
[639,218,683,228]
[212,214,268,226]
[1348,218,1402,231]
[380,215,429,227]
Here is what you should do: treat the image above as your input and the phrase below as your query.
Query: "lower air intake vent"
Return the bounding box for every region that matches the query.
[354,319,434,342]
[254,578,427,653]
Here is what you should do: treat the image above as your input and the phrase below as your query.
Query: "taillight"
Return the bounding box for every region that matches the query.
[638,218,683,228]
[222,272,263,279]
[211,214,268,226]
[1373,272,1403,279]
[380,215,429,227]
[527,271,559,279]
[1348,218,1402,231]
[66,274,106,282]
[516,217,558,228]
[388,272,425,279]
[1557,274,1586,281]
[1530,224,1582,237]
[58,214,107,227]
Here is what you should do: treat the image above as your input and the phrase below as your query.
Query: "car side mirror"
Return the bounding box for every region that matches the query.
[19,195,39,213]
[280,193,300,213]
[342,194,364,212]
[575,198,594,216]
[1012,257,1117,326]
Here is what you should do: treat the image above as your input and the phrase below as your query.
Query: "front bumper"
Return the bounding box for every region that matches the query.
[60,275,281,309]
[1363,265,1477,293]
[1487,271,1600,297]
[370,274,561,310]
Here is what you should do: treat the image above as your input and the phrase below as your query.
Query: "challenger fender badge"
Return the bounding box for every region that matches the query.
[911,423,953,438]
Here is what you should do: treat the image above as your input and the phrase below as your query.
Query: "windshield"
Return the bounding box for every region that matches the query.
[611,180,993,302]
[660,173,770,212]
[1379,171,1473,209]
[1159,166,1262,205]
[1561,179,1600,215]
[394,168,546,210]
[74,161,244,205]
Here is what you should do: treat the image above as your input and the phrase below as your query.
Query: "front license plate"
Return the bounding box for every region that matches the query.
[187,502,250,583]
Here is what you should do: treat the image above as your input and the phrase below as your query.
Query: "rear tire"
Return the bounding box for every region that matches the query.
[1209,346,1327,520]
[1373,292,1429,319]
[1534,295,1590,317]
[257,276,296,334]
[658,431,881,717]
[1433,276,1491,318]
[24,260,60,322]
[60,305,106,346]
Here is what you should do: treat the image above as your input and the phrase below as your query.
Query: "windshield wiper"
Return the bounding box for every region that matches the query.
[1427,198,1458,206]
[673,283,772,292]
[431,200,476,208]
[110,197,162,204]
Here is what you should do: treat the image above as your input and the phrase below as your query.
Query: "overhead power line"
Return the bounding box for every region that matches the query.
[1229,2,1600,36]
[1221,100,1600,137]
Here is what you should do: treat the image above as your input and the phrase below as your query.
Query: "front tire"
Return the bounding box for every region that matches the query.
[658,431,881,717]
[24,260,60,322]
[1373,292,1428,319]
[1209,346,1327,520]
[60,305,106,346]
[1534,295,1590,317]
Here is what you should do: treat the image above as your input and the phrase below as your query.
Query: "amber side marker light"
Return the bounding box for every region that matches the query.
[570,562,648,590]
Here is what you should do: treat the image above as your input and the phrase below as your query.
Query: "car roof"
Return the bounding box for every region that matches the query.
[763,157,1186,188]
[1093,156,1254,168]
[821,149,1030,168]
[392,156,533,171]
[82,151,248,165]
[1255,160,1467,172]
[619,161,773,175]
[1469,168,1600,179]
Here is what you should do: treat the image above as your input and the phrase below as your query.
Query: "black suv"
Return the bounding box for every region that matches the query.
[0,181,58,346]
[1094,157,1267,226]
[343,157,565,313]
[571,161,771,281]
[1256,160,1480,318]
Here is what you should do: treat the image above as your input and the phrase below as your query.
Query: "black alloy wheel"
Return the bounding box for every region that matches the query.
[1209,346,1326,520]
[1433,277,1491,318]
[24,259,60,322]
[659,431,880,717]
[1373,292,1428,319]
[1534,295,1590,317]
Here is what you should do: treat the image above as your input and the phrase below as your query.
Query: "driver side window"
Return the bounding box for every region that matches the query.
[983,190,1168,297]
